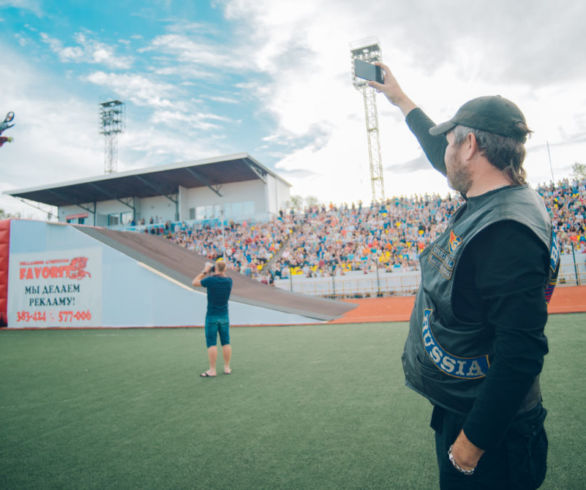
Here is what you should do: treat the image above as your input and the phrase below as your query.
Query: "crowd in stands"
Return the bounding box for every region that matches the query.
[161,178,585,281]
[537,179,586,255]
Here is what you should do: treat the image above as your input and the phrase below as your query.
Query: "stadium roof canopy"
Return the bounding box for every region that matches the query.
[5,153,290,207]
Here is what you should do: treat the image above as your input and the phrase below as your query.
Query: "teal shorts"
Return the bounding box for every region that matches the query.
[205,315,230,347]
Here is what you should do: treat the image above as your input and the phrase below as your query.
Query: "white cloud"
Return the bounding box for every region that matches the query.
[0,47,102,218]
[2,0,585,220]
[147,33,249,72]
[222,0,586,202]
[120,126,224,169]
[150,109,234,131]
[0,0,42,16]
[208,95,239,104]
[152,65,214,80]
[0,42,223,218]
[83,70,238,137]
[84,71,177,109]
[40,31,133,69]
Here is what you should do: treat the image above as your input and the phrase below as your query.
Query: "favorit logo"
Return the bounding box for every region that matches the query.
[19,257,92,281]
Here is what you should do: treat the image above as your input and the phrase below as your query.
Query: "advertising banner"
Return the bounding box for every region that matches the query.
[8,248,102,327]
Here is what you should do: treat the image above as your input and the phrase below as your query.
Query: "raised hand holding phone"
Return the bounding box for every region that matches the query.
[367,62,416,116]
[354,59,384,83]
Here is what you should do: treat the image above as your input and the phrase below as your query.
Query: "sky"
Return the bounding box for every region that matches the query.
[1,0,585,220]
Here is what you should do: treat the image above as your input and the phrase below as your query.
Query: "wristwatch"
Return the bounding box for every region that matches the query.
[448,445,475,476]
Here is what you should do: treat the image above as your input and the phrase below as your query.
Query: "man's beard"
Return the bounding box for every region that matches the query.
[447,160,472,195]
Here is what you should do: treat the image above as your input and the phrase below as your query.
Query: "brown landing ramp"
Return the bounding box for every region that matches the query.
[75,226,355,322]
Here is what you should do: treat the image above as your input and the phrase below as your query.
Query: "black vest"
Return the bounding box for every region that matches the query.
[402,185,560,414]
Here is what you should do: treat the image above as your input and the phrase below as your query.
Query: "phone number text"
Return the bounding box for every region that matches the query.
[16,310,93,323]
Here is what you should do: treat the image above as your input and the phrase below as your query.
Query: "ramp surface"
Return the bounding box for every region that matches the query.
[75,226,355,321]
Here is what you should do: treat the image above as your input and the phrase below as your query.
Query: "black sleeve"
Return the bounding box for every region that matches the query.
[405,108,448,175]
[459,221,550,450]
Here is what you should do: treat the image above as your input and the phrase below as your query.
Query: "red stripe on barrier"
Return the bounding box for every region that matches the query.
[0,219,10,327]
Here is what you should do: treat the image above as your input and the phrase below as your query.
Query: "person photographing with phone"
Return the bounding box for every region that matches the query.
[192,260,233,377]
[368,62,559,489]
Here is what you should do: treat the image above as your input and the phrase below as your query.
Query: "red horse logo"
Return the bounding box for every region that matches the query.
[68,257,92,279]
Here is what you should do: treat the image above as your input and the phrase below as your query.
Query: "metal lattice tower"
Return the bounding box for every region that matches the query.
[99,100,125,174]
[351,41,385,203]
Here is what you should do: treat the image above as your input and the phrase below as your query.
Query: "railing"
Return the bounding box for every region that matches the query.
[274,252,585,298]
[275,269,420,298]
[558,249,585,287]
[109,215,274,234]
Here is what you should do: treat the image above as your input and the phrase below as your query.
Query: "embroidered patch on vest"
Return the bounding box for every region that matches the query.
[449,230,462,253]
[428,245,455,280]
[545,230,560,304]
[421,309,490,379]
[549,230,560,274]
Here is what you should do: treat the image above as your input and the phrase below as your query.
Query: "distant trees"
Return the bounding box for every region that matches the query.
[0,209,20,219]
[571,162,586,180]
[287,195,320,211]
[288,195,304,211]
[305,196,319,208]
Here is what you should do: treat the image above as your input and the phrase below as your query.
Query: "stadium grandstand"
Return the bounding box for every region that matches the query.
[3,158,585,302]
[163,177,585,295]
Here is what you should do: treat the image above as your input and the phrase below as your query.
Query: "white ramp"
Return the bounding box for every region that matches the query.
[7,220,352,328]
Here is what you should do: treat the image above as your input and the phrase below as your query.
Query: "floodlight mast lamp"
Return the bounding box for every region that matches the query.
[351,41,385,203]
[99,100,125,174]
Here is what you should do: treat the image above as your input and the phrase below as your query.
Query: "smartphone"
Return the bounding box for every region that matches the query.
[354,59,384,83]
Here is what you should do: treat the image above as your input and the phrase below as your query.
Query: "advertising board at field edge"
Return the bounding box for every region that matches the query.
[8,248,102,327]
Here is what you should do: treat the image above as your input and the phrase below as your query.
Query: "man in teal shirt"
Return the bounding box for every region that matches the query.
[192,260,233,377]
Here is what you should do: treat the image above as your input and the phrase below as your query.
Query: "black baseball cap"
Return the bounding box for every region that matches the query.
[429,95,529,141]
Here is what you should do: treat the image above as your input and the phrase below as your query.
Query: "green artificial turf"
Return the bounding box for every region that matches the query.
[0,313,584,489]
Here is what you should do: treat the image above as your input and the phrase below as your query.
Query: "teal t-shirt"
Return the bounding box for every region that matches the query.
[200,275,232,316]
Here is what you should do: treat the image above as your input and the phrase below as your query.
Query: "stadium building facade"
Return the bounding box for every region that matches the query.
[5,153,291,228]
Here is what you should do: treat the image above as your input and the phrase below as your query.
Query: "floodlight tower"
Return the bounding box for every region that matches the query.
[351,40,385,203]
[99,100,125,174]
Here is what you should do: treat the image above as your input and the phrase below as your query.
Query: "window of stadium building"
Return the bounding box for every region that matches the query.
[196,205,213,220]
[107,212,133,226]
[121,211,133,225]
[195,201,255,221]
[224,201,254,220]
[66,217,85,224]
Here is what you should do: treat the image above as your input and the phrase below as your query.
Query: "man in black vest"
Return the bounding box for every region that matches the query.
[371,64,559,489]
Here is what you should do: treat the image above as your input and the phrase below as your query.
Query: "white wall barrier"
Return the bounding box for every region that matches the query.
[7,220,326,328]
[275,252,585,298]
[275,269,421,297]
